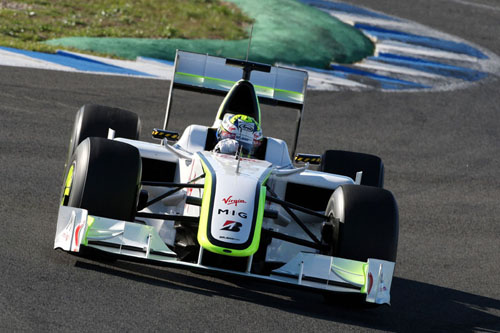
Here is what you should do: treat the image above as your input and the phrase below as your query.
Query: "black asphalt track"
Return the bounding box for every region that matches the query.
[1,1,499,331]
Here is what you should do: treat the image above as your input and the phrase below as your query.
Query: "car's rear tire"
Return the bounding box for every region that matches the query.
[321,150,384,188]
[66,104,141,165]
[62,137,142,222]
[326,184,398,262]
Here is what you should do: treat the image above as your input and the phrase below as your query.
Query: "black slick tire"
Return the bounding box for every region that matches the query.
[326,184,398,262]
[67,104,141,161]
[63,137,142,222]
[323,184,398,305]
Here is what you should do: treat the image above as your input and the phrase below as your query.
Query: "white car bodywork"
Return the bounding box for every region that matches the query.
[54,51,396,305]
[118,128,354,264]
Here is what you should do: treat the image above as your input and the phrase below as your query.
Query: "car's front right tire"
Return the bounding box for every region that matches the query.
[323,184,398,305]
[326,184,398,262]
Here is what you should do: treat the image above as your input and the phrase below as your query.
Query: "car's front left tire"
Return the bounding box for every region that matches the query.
[62,137,142,222]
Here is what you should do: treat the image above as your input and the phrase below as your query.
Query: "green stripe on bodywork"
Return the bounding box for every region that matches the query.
[197,157,214,251]
[274,88,304,103]
[196,155,269,257]
[331,257,367,290]
[361,263,369,294]
[175,72,304,104]
[175,72,234,90]
[83,215,96,246]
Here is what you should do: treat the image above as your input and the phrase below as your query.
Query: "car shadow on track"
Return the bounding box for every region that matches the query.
[74,259,499,332]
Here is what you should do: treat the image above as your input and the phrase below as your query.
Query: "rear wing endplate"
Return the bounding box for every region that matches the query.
[163,50,308,157]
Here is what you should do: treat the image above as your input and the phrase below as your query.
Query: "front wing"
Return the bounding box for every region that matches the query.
[54,206,395,305]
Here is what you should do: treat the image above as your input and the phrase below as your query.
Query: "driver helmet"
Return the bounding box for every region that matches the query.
[216,114,263,156]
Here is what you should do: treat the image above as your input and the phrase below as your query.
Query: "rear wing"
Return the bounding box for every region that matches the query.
[163,50,308,157]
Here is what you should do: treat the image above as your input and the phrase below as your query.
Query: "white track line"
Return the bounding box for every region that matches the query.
[355,59,442,79]
[307,71,367,90]
[375,40,481,63]
[444,0,500,12]
[324,11,412,30]
[0,49,76,71]
[57,50,173,79]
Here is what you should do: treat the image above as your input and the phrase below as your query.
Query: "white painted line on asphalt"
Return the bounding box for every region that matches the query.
[307,71,368,91]
[0,48,77,72]
[356,59,443,79]
[375,41,481,63]
[325,12,413,30]
[57,50,173,79]
[444,0,500,12]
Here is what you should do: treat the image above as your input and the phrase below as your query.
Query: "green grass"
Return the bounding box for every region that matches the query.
[0,0,253,54]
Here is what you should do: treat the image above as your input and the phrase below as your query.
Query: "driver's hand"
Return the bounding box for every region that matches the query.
[214,139,239,155]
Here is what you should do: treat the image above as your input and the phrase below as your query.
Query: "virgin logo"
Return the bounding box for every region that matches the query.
[222,196,246,206]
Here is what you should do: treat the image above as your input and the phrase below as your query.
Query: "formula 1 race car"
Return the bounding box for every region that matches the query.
[54,50,398,305]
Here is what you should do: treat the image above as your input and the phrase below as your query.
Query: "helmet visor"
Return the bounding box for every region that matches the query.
[236,121,260,155]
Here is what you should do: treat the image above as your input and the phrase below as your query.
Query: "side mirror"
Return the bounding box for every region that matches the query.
[294,153,321,165]
[152,128,180,142]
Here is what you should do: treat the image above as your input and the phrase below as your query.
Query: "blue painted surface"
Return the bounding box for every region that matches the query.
[371,53,488,81]
[300,0,398,21]
[355,23,488,59]
[0,46,153,77]
[305,65,427,90]
[332,64,430,90]
[56,50,122,67]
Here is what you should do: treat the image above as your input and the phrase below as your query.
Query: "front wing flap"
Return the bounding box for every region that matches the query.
[54,206,395,304]
[54,206,177,259]
[271,253,394,304]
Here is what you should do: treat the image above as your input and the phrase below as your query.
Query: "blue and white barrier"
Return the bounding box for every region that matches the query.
[1,1,499,91]
[301,0,499,91]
